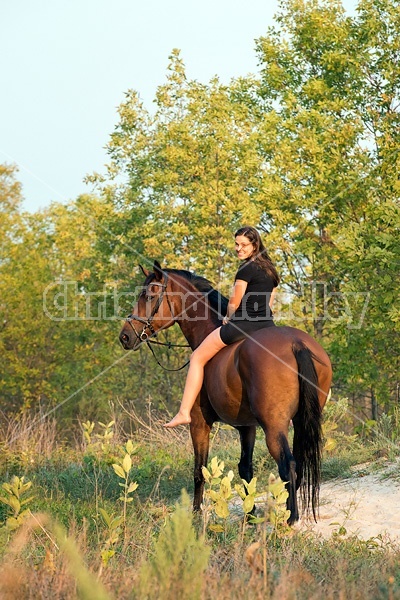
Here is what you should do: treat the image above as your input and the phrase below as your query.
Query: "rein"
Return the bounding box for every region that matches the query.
[145,339,190,371]
[125,270,191,371]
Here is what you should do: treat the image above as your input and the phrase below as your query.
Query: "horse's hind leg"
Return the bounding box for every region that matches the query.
[236,425,257,483]
[264,430,299,524]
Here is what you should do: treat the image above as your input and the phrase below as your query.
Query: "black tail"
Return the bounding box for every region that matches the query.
[292,341,323,521]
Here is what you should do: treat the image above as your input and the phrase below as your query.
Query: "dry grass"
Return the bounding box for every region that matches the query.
[0,411,400,599]
[0,410,59,460]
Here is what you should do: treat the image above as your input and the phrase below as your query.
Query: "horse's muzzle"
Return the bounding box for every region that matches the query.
[119,331,139,350]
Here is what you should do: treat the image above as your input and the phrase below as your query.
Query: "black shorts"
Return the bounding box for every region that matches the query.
[219,319,275,345]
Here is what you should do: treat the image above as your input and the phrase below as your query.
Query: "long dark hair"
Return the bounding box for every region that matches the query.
[235,226,280,286]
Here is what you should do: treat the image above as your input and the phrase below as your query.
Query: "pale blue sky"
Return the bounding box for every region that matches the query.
[1,0,356,212]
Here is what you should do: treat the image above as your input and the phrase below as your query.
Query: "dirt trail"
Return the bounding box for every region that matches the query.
[298,461,400,544]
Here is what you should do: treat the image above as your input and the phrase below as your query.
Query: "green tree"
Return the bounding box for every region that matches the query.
[89,50,271,290]
[0,173,188,422]
[253,0,399,409]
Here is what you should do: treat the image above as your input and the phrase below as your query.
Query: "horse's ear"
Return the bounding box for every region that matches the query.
[153,260,163,281]
[139,264,150,277]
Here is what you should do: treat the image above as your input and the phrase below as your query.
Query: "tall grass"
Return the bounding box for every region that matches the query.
[0,406,399,599]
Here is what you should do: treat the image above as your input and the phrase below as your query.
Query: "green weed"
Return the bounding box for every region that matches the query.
[111,439,139,534]
[201,456,291,543]
[0,475,34,533]
[138,490,210,600]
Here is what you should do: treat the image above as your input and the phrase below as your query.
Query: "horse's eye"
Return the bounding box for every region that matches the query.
[139,288,152,301]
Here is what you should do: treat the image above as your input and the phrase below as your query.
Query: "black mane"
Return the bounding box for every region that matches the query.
[165,268,228,320]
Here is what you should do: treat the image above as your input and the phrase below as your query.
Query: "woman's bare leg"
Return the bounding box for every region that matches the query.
[163,328,226,427]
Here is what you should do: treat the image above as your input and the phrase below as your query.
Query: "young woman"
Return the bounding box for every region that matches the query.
[164,226,280,428]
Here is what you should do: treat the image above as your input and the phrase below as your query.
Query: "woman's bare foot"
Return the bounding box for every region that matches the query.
[163,411,191,428]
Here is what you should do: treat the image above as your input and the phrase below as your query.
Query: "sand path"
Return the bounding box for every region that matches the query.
[298,462,400,544]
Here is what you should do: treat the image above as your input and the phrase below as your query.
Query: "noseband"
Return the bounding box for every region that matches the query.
[123,269,191,372]
[125,271,171,342]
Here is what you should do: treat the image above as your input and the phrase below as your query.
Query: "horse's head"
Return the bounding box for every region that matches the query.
[119,260,175,350]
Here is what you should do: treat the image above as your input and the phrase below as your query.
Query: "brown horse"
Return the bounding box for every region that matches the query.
[119,261,332,523]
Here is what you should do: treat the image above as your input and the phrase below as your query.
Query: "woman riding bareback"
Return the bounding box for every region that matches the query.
[164,226,280,428]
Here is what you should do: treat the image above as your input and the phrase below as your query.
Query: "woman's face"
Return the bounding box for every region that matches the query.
[235,235,255,260]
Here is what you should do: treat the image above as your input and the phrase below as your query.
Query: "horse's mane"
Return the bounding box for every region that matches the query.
[165,268,228,320]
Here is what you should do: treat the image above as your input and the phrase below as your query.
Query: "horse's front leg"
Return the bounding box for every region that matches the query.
[236,425,257,484]
[236,425,257,516]
[189,399,213,511]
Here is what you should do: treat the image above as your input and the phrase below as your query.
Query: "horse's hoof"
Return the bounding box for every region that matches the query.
[287,513,299,526]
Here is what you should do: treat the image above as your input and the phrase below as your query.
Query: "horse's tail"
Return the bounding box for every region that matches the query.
[292,341,323,521]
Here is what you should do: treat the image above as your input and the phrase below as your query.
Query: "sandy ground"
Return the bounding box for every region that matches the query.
[297,461,400,545]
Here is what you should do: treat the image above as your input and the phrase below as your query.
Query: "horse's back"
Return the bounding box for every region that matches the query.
[239,325,330,367]
[204,325,331,425]
[238,325,332,405]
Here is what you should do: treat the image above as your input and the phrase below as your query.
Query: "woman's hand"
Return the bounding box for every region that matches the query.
[222,316,229,325]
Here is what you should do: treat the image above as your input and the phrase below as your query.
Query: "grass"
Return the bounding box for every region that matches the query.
[0,406,399,599]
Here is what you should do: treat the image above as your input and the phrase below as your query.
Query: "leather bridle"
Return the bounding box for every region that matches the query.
[124,270,191,371]
[125,270,174,343]
[124,269,196,371]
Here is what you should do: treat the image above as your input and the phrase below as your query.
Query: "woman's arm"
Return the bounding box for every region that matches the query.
[269,287,278,309]
[222,279,248,324]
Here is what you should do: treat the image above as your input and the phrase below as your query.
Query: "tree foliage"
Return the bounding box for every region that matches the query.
[0,179,187,421]
[1,0,399,423]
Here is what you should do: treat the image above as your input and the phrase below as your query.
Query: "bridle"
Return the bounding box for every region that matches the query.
[126,271,171,343]
[124,270,190,371]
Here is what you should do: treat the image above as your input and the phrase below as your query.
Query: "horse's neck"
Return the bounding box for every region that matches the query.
[172,280,219,350]
[178,318,218,350]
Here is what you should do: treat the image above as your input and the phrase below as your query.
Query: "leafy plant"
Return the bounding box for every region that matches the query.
[264,473,290,530]
[322,398,358,454]
[98,508,123,568]
[82,420,95,445]
[0,476,34,533]
[112,439,139,533]
[82,419,115,456]
[138,490,210,600]
[202,456,234,528]
[234,477,259,516]
[202,456,290,537]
